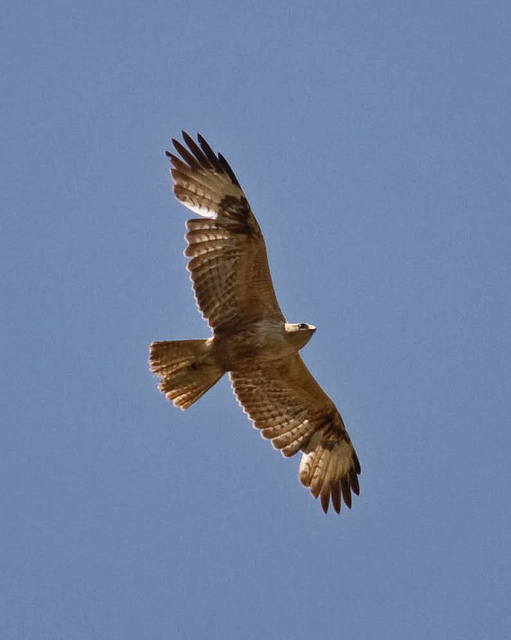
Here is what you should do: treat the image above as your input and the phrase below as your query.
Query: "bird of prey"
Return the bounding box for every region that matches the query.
[149,132,360,514]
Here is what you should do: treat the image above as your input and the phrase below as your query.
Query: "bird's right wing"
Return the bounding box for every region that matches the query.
[168,132,285,332]
[230,353,360,514]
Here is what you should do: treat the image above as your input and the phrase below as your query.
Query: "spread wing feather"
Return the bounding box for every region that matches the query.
[230,354,360,513]
[168,132,284,332]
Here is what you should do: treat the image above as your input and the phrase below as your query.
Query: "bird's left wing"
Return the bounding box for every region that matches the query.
[230,354,360,514]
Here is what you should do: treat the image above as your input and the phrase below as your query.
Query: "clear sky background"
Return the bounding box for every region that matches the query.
[2,2,510,639]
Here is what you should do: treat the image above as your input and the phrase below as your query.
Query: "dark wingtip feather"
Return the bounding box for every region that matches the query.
[341,477,352,509]
[197,133,223,171]
[181,131,212,169]
[218,152,241,187]
[353,451,361,474]
[349,468,360,496]
[331,482,342,514]
[172,138,201,170]
[181,130,192,144]
[320,489,330,514]
[167,153,189,173]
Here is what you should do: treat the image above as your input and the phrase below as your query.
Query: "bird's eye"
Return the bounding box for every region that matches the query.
[299,323,308,330]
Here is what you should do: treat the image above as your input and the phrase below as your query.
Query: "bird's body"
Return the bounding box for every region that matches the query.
[214,320,315,368]
[150,132,360,514]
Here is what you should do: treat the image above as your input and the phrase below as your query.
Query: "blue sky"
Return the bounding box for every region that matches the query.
[2,2,511,638]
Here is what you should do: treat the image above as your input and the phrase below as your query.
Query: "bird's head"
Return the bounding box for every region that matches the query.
[285,322,316,350]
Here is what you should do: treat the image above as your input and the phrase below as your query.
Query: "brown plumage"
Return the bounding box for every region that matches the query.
[149,131,360,514]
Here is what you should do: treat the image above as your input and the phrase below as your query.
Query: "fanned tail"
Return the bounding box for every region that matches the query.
[149,339,224,409]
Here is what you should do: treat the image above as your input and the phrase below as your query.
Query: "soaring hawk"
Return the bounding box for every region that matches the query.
[149,132,360,514]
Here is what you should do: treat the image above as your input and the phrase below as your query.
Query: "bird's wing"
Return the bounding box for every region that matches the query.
[230,354,360,514]
[168,132,285,332]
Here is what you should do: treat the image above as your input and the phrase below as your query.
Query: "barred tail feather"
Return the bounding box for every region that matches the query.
[149,340,224,410]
